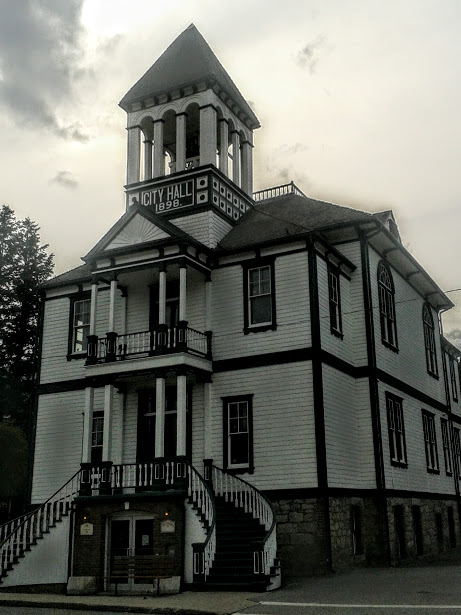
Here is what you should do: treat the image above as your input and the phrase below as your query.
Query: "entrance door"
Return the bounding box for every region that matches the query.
[108,513,155,592]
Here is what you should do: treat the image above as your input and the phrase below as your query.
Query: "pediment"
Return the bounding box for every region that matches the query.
[104,213,170,251]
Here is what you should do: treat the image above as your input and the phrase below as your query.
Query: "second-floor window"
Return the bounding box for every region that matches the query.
[70,296,90,355]
[386,393,407,467]
[377,261,398,350]
[453,427,461,478]
[449,357,459,401]
[422,304,438,377]
[244,260,276,333]
[441,418,452,475]
[422,410,439,473]
[328,266,342,337]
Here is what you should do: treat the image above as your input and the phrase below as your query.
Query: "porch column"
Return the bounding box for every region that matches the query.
[86,278,99,364]
[102,384,115,462]
[231,130,241,186]
[155,376,166,458]
[156,265,167,353]
[81,387,94,464]
[241,139,253,196]
[205,273,212,331]
[176,372,187,457]
[219,118,229,177]
[176,113,187,172]
[204,381,212,459]
[112,389,124,466]
[179,264,187,322]
[106,274,118,362]
[153,119,165,178]
[199,105,217,167]
[144,138,153,181]
[126,125,141,185]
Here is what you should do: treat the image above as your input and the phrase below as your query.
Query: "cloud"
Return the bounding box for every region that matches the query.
[446,329,461,351]
[0,1,89,141]
[278,143,308,155]
[296,35,328,73]
[50,171,78,190]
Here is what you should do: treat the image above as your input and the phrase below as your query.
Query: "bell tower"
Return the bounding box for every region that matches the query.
[119,25,260,247]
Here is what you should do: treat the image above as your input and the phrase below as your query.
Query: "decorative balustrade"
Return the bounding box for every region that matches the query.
[87,325,212,365]
[208,463,277,577]
[253,180,306,203]
[0,470,81,579]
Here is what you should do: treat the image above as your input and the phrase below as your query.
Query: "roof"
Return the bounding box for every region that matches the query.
[219,193,373,251]
[42,263,92,288]
[119,24,260,128]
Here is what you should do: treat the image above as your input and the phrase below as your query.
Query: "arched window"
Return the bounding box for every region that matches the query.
[423,303,438,376]
[377,261,398,349]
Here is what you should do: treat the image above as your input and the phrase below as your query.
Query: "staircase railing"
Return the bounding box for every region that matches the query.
[209,464,277,577]
[0,469,81,578]
[187,461,216,583]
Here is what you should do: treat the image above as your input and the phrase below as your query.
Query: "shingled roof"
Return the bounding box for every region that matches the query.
[42,263,92,288]
[218,193,373,251]
[119,24,259,129]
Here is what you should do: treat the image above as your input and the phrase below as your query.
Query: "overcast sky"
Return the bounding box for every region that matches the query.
[0,0,460,343]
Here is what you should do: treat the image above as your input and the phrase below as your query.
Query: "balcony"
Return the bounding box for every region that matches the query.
[86,324,212,365]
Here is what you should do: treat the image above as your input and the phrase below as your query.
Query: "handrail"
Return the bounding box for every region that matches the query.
[0,469,81,577]
[210,464,277,577]
[253,181,306,202]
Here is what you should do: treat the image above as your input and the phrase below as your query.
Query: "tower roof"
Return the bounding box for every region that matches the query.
[119,24,260,129]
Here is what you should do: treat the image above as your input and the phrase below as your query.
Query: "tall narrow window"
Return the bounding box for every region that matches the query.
[377,261,398,350]
[69,295,91,356]
[328,265,342,337]
[423,304,438,377]
[422,410,439,473]
[441,418,452,476]
[91,411,104,464]
[243,260,276,333]
[449,357,459,401]
[386,394,407,467]
[452,428,461,478]
[223,395,253,472]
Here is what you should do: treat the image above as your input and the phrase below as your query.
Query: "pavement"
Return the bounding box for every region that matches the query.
[3,553,461,615]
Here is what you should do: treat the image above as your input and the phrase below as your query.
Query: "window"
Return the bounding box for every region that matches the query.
[386,394,407,467]
[351,505,363,555]
[449,357,459,401]
[91,411,104,464]
[328,265,342,337]
[452,428,461,478]
[441,418,452,476]
[70,296,90,355]
[422,410,439,473]
[223,395,253,472]
[243,260,276,333]
[422,304,438,377]
[377,261,398,350]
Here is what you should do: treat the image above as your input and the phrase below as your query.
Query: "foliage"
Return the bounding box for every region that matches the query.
[0,422,28,497]
[0,204,54,431]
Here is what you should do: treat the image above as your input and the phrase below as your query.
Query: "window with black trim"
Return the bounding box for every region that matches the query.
[68,294,90,357]
[243,260,276,334]
[449,356,459,401]
[386,393,407,467]
[377,261,398,350]
[328,265,342,337]
[91,411,104,464]
[422,410,439,473]
[222,394,253,472]
[441,418,452,476]
[422,304,438,377]
[453,428,461,478]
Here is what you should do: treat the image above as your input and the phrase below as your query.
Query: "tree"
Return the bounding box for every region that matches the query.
[0,205,54,431]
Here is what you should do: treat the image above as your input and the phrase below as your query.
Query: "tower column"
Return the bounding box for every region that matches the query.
[231,130,241,186]
[199,105,217,167]
[219,118,229,177]
[241,139,254,196]
[126,125,141,184]
[153,119,165,178]
[176,113,187,172]
[144,138,153,180]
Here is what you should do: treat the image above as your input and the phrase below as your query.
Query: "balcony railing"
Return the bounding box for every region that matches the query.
[86,325,211,364]
[253,180,306,202]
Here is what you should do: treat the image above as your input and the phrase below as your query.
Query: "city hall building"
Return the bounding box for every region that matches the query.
[1,24,460,594]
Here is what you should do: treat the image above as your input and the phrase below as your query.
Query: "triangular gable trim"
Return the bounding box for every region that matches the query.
[104,214,170,250]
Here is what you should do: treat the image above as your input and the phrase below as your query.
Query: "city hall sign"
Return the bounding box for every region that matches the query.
[141,179,195,214]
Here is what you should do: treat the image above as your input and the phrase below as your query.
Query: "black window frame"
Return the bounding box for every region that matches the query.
[377,261,398,351]
[386,393,407,468]
[422,410,440,474]
[222,394,254,474]
[452,427,461,479]
[422,303,438,378]
[91,411,104,465]
[449,356,459,402]
[441,418,453,476]
[243,258,276,334]
[328,264,343,338]
[67,292,91,360]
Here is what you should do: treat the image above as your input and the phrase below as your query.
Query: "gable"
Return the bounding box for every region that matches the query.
[104,214,170,251]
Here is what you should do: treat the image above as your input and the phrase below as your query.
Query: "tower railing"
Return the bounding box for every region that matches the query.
[253,181,306,202]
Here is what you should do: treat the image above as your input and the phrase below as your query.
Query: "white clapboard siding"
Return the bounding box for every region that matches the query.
[368,246,446,404]
[379,383,456,495]
[31,390,86,504]
[185,268,206,333]
[125,280,150,336]
[191,383,205,468]
[212,251,311,360]
[122,387,140,464]
[209,362,317,491]
[323,366,376,489]
[173,211,232,248]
